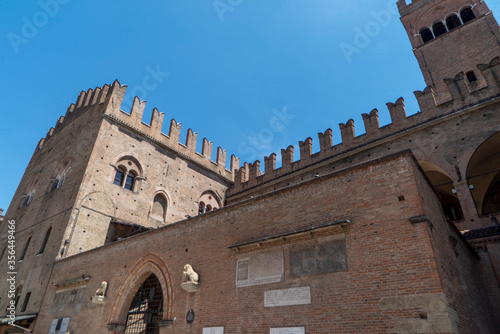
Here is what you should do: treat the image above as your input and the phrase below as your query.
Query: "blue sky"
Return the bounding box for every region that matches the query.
[1,0,499,212]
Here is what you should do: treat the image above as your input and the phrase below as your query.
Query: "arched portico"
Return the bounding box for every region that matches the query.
[467,132,500,218]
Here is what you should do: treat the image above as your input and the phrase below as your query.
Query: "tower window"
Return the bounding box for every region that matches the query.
[466,71,478,83]
[432,22,448,38]
[420,28,434,43]
[446,14,462,31]
[114,167,125,186]
[21,292,31,312]
[460,7,476,24]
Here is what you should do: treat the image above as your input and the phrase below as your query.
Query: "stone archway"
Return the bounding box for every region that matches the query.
[108,254,173,333]
[466,132,500,216]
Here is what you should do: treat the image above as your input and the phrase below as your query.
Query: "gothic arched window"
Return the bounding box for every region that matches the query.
[197,191,222,215]
[124,171,137,191]
[112,157,143,192]
[446,14,462,31]
[114,167,126,186]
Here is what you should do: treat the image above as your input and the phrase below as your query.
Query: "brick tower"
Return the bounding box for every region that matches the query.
[398,0,500,104]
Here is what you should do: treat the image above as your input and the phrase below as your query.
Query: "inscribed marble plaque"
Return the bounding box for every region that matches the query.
[270,327,305,334]
[290,238,347,277]
[202,327,224,334]
[264,286,311,307]
[236,249,284,287]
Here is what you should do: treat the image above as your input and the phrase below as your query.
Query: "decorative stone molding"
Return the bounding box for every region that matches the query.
[181,281,200,293]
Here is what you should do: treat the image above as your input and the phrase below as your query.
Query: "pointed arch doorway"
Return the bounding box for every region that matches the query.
[108,254,173,334]
[124,274,164,334]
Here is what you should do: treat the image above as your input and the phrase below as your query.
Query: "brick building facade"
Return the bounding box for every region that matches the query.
[1,0,500,333]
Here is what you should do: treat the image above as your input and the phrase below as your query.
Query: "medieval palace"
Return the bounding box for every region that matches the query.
[1,0,500,333]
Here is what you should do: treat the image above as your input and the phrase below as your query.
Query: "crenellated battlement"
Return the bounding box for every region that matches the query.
[102,80,238,180]
[33,83,112,155]
[101,80,237,180]
[34,80,238,181]
[228,56,500,195]
[32,56,500,189]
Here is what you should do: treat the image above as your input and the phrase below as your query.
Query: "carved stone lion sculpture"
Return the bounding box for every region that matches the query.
[183,264,199,283]
[95,281,108,297]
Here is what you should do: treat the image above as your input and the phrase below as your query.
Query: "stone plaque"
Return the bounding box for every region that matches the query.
[270,327,305,334]
[264,286,311,307]
[236,249,284,287]
[290,238,347,277]
[202,327,224,334]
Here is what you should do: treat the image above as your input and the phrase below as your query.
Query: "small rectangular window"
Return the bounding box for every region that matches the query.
[466,71,477,83]
[21,292,31,312]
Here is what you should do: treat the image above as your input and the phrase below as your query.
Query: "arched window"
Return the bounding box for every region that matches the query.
[420,28,434,43]
[114,167,126,186]
[198,191,222,215]
[112,157,143,192]
[37,227,52,255]
[446,14,462,31]
[19,236,32,261]
[151,195,167,221]
[125,171,137,191]
[460,7,476,24]
[433,22,447,37]
[124,274,163,334]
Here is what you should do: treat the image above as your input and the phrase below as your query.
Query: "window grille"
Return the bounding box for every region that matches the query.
[124,274,163,334]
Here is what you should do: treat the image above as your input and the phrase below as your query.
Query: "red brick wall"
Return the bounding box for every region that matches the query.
[33,152,495,334]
